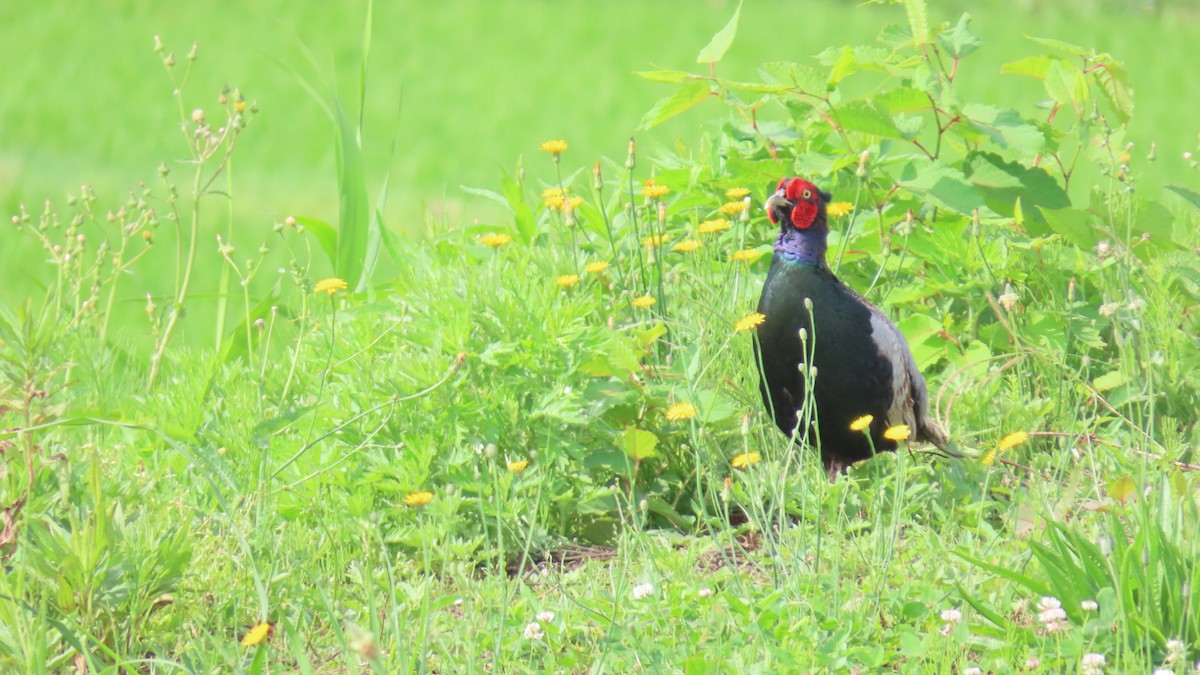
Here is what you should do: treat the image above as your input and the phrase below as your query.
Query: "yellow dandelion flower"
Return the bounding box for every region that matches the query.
[540,139,569,154]
[849,415,874,432]
[982,431,1029,466]
[672,239,702,253]
[641,234,667,247]
[478,233,512,248]
[883,424,911,442]
[719,201,748,216]
[725,187,751,200]
[585,261,611,274]
[826,202,855,218]
[242,622,272,647]
[665,402,698,422]
[556,274,581,288]
[404,491,434,507]
[698,218,731,235]
[508,460,530,473]
[734,312,766,332]
[731,249,762,263]
[732,451,762,469]
[542,187,566,207]
[314,277,348,296]
[560,195,585,212]
[631,295,656,309]
[643,180,670,199]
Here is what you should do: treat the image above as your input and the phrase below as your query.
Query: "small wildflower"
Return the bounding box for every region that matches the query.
[1037,596,1069,633]
[731,451,762,469]
[1099,301,1119,317]
[542,187,566,207]
[643,180,670,199]
[641,234,667,247]
[556,274,580,288]
[698,218,731,234]
[734,312,766,333]
[1166,638,1187,664]
[478,233,512,248]
[536,611,556,623]
[404,491,434,507]
[940,608,962,624]
[1152,669,1172,675]
[539,139,568,155]
[560,196,585,212]
[998,283,1019,312]
[826,202,855,218]
[1080,599,1098,612]
[314,277,348,296]
[631,295,656,309]
[508,460,529,473]
[672,239,702,253]
[1025,657,1041,669]
[849,415,874,432]
[698,587,713,598]
[731,248,762,263]
[665,402,698,422]
[963,668,981,675]
[1096,239,1112,260]
[883,424,911,442]
[719,201,748,216]
[523,621,544,641]
[631,582,654,600]
[585,261,611,274]
[242,622,272,647]
[1080,653,1105,675]
[725,187,751,199]
[982,430,1029,465]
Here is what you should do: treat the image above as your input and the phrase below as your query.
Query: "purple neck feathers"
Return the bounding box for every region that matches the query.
[774,226,827,265]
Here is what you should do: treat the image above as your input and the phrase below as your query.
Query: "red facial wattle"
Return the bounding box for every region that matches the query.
[784,178,819,230]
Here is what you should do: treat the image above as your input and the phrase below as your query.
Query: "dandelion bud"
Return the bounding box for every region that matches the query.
[657,201,666,226]
[1068,277,1077,303]
[187,42,198,61]
[218,92,228,105]
[803,297,813,311]
[740,196,751,222]
[798,327,807,342]
[856,150,870,178]
[593,162,603,190]
[235,100,247,113]
[191,109,205,125]
[484,443,497,459]
[106,210,116,223]
[273,221,284,233]
[1147,141,1157,162]
[145,293,157,316]
[971,208,981,237]
[740,413,749,435]
[153,35,165,53]
[284,215,297,228]
[638,499,648,512]
[625,137,636,169]
[258,245,269,255]
[253,318,266,331]
[163,52,175,67]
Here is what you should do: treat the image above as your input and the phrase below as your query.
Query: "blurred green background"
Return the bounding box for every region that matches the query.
[2,0,1197,344]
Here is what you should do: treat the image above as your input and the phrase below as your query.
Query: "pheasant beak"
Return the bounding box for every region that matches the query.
[765,190,793,223]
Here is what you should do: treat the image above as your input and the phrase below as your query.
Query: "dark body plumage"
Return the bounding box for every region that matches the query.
[755,177,947,481]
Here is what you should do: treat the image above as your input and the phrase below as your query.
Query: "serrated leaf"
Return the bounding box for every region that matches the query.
[962,103,1046,154]
[906,0,930,44]
[620,426,659,461]
[1093,370,1127,391]
[937,13,982,58]
[1093,61,1133,123]
[900,165,984,215]
[760,62,827,93]
[640,80,711,129]
[718,79,791,94]
[836,100,904,139]
[1000,55,1054,80]
[697,0,742,64]
[875,87,931,114]
[1043,60,1088,111]
[634,70,693,84]
[1028,35,1093,58]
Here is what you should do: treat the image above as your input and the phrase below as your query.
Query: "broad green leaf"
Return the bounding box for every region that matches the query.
[1093,370,1128,391]
[937,13,982,58]
[1039,207,1100,248]
[1093,60,1133,123]
[634,70,693,84]
[1106,475,1136,504]
[877,23,913,48]
[836,100,903,139]
[760,62,827,93]
[1028,35,1093,58]
[295,216,339,270]
[640,80,711,129]
[899,165,984,215]
[962,103,1046,154]
[697,0,742,64]
[906,0,930,44]
[1131,198,1179,250]
[1000,55,1053,80]
[1043,60,1088,111]
[1166,184,1200,212]
[875,87,931,114]
[501,169,536,242]
[634,322,668,349]
[718,78,791,94]
[827,46,859,85]
[620,426,659,461]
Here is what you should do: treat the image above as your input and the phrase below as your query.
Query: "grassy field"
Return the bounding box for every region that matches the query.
[2,0,1200,672]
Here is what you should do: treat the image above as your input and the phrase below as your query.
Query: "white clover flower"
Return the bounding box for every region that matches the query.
[1099,301,1119,317]
[1080,599,1098,612]
[1081,652,1105,675]
[1152,669,1172,675]
[523,621,543,641]
[1165,637,1187,664]
[1024,657,1040,669]
[963,668,981,675]
[632,582,654,600]
[698,587,713,598]
[940,608,963,624]
[536,611,555,623]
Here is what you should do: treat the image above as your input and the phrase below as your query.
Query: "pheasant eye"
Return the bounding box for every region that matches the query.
[802,189,812,200]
